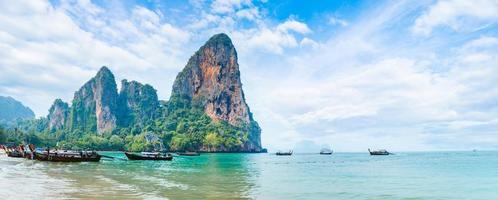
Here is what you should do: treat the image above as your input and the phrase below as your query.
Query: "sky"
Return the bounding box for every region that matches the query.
[1,0,498,152]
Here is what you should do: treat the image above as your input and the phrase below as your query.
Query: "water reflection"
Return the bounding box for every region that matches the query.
[36,153,258,199]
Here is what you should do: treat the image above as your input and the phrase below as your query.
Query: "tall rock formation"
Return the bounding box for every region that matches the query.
[118,79,160,127]
[69,66,119,134]
[171,33,262,151]
[47,99,69,131]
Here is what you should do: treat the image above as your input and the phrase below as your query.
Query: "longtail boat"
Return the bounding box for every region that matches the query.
[368,148,391,155]
[276,150,293,156]
[28,145,101,162]
[177,151,200,156]
[125,152,173,161]
[2,145,24,158]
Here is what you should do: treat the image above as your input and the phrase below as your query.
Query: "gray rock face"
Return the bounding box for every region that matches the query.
[69,66,118,134]
[118,79,160,127]
[47,99,69,131]
[172,33,262,151]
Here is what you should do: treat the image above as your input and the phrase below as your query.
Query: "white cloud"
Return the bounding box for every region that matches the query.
[299,37,319,49]
[461,36,498,49]
[276,19,311,34]
[210,0,252,14]
[328,16,348,27]
[244,1,498,151]
[242,19,311,54]
[412,0,498,35]
[0,0,192,116]
[235,8,259,21]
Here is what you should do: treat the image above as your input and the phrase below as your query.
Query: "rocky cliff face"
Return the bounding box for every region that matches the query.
[171,33,262,151]
[118,79,160,127]
[47,99,69,131]
[69,66,118,134]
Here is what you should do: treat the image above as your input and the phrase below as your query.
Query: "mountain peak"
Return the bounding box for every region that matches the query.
[71,65,118,134]
[96,66,114,78]
[171,33,262,152]
[203,33,234,49]
[0,96,35,122]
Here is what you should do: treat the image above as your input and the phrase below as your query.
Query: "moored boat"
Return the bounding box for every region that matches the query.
[2,144,24,158]
[276,150,293,156]
[125,152,173,160]
[319,148,333,155]
[368,148,390,155]
[28,145,101,162]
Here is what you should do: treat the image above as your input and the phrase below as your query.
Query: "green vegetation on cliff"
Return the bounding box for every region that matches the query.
[5,94,253,152]
[3,33,263,152]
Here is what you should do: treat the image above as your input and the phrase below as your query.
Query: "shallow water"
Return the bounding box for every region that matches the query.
[1,151,497,199]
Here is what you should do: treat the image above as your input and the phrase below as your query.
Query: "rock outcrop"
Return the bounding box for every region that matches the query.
[26,33,263,152]
[118,79,160,127]
[171,33,262,151]
[47,99,69,131]
[69,66,119,134]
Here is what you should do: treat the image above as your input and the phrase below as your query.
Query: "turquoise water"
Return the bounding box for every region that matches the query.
[1,151,497,199]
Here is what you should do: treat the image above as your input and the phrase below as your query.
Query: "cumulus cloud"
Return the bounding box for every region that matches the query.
[210,0,252,14]
[247,1,498,151]
[299,37,319,49]
[412,0,498,35]
[0,0,190,116]
[242,19,311,54]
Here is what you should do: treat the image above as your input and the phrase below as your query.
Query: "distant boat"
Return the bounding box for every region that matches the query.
[125,152,173,160]
[319,148,333,155]
[368,148,390,155]
[177,151,200,156]
[276,150,293,156]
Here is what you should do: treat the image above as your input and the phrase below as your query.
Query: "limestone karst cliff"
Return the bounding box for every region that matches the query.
[25,33,263,152]
[171,33,262,152]
[69,66,119,134]
[47,99,69,131]
[118,79,160,128]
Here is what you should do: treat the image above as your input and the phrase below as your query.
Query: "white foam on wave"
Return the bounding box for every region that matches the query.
[0,157,76,199]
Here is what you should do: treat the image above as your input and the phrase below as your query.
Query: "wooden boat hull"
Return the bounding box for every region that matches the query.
[6,151,24,158]
[34,152,101,162]
[276,153,292,156]
[125,152,173,161]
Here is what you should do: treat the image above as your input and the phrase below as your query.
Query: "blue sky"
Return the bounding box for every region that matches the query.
[1,0,498,152]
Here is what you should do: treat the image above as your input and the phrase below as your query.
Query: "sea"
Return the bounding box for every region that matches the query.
[1,151,497,200]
